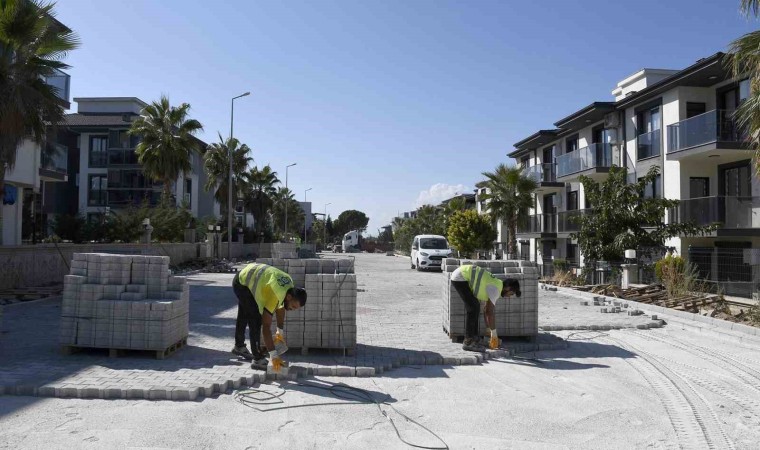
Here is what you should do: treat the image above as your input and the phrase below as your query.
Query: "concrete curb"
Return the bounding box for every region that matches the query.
[0,339,568,402]
[547,283,759,338]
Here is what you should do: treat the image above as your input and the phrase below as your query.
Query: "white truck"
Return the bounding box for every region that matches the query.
[342,230,361,253]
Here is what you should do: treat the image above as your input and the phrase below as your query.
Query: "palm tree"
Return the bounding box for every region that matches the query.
[727,0,760,176]
[272,187,303,237]
[128,96,203,203]
[0,0,79,243]
[479,164,537,258]
[245,165,280,235]
[203,134,253,218]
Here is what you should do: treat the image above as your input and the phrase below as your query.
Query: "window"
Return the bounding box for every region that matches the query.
[565,135,579,154]
[567,191,579,210]
[184,178,192,208]
[566,243,577,263]
[640,174,661,199]
[520,156,529,169]
[88,175,108,206]
[108,130,139,149]
[739,79,750,103]
[89,136,108,168]
[636,106,661,160]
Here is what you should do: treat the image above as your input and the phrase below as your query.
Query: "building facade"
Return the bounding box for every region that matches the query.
[510,52,755,296]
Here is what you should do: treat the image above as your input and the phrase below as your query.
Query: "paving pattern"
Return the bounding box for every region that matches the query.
[0,254,659,401]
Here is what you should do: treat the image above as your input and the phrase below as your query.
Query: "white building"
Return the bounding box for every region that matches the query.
[510,51,755,296]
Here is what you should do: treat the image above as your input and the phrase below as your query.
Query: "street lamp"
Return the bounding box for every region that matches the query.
[324,202,332,247]
[228,91,250,260]
[284,162,296,241]
[303,187,312,243]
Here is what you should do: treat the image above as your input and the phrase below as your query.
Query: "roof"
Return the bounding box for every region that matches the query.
[553,102,616,129]
[509,129,561,157]
[73,97,149,107]
[616,52,728,108]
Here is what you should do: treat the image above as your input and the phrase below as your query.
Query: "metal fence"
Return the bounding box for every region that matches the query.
[685,246,759,298]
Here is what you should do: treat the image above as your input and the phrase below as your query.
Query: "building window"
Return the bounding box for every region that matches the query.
[640,174,661,199]
[88,175,108,206]
[89,136,108,168]
[184,178,192,208]
[565,135,579,154]
[567,191,578,210]
[566,243,577,264]
[108,130,139,149]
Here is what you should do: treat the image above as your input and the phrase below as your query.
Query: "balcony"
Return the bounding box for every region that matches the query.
[44,69,70,105]
[523,163,564,193]
[39,143,68,182]
[108,149,140,166]
[556,143,613,181]
[637,129,661,160]
[666,110,749,160]
[669,196,760,234]
[557,209,592,234]
[516,214,557,237]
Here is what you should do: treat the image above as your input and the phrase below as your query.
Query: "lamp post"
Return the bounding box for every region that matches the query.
[324,202,332,247]
[303,187,312,243]
[284,162,296,241]
[228,91,250,260]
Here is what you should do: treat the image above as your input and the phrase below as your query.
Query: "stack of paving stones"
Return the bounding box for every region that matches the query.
[271,242,299,259]
[441,259,538,339]
[254,258,357,351]
[60,253,189,358]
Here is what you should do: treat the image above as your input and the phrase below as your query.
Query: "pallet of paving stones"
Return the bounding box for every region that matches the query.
[59,253,190,360]
[441,258,539,339]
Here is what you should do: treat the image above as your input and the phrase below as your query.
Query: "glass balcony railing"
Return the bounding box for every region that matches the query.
[44,69,70,103]
[557,209,592,233]
[522,163,558,183]
[556,143,613,178]
[517,214,557,234]
[667,110,745,153]
[40,143,68,173]
[669,196,760,229]
[637,129,661,160]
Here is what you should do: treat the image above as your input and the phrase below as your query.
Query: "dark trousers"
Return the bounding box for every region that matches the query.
[232,274,263,354]
[452,280,480,339]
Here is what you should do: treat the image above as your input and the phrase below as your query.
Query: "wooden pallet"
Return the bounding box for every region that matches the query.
[61,337,188,360]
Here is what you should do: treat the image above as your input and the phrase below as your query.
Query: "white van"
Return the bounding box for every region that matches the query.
[342,230,360,253]
[411,234,451,271]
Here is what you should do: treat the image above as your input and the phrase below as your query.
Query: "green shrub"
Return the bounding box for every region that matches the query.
[553,258,569,272]
[655,255,686,281]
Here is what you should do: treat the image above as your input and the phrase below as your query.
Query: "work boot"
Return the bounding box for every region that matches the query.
[251,356,269,370]
[462,338,486,352]
[231,345,254,361]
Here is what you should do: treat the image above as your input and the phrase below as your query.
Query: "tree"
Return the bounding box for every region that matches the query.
[325,216,334,241]
[727,0,760,176]
[0,0,79,244]
[334,210,369,235]
[203,134,253,216]
[478,164,537,258]
[245,164,280,235]
[128,96,203,203]
[415,205,446,236]
[271,187,304,238]
[447,210,496,258]
[571,166,716,263]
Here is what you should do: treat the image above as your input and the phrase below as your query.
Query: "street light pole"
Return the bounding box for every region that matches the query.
[303,187,312,243]
[228,91,250,260]
[284,162,296,241]
[323,202,332,247]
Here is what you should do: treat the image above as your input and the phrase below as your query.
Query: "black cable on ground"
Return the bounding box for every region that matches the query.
[234,379,449,450]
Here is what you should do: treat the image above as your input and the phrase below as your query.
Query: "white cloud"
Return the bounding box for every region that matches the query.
[415,183,470,208]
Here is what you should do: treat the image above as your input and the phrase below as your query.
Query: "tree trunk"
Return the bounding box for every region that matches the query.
[163,179,173,206]
[508,219,518,259]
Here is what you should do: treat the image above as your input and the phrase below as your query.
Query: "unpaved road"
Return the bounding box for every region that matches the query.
[1,253,759,449]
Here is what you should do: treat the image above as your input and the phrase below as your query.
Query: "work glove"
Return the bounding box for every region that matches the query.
[489,329,500,349]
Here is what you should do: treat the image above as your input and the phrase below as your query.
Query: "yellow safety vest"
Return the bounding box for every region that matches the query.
[459,265,503,303]
[238,263,294,314]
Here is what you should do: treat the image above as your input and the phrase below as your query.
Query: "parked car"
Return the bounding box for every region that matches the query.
[410,234,452,271]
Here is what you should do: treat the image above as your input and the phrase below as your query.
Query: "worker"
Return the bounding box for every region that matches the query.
[231,262,308,368]
[450,264,521,352]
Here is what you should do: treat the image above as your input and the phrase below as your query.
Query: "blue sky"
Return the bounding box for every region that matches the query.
[56,1,757,234]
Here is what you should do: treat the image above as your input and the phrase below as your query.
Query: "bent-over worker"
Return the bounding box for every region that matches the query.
[450,264,520,352]
[231,262,308,368]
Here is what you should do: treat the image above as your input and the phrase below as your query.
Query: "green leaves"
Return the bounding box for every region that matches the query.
[447,210,496,258]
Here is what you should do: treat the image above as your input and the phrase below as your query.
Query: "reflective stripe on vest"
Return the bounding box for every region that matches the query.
[460,264,502,303]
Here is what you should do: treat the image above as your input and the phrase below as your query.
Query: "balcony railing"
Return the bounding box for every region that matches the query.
[556,143,613,178]
[523,163,558,183]
[637,129,661,160]
[667,109,745,153]
[557,209,592,233]
[669,196,760,229]
[41,143,68,173]
[44,69,70,103]
[517,214,557,234]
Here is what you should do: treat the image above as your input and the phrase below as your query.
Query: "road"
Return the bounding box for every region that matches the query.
[1,253,759,449]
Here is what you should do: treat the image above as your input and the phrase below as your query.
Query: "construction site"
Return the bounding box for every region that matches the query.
[1,252,759,449]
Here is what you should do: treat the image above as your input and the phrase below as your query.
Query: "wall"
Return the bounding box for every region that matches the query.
[1,194,23,246]
[76,98,145,115]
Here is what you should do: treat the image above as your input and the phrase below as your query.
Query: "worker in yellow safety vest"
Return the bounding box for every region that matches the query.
[231,263,307,368]
[450,264,521,352]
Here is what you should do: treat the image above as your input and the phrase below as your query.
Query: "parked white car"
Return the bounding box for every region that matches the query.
[411,234,452,271]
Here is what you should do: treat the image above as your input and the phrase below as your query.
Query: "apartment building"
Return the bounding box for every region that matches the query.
[510,52,755,296]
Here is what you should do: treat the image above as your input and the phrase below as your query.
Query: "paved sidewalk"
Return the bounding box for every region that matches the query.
[0,254,654,401]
